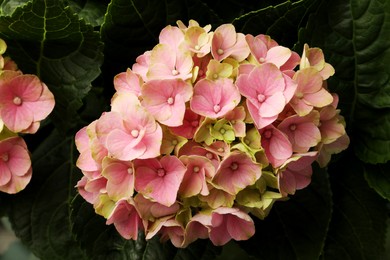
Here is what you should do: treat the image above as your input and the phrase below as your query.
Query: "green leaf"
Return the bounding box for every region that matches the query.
[0,0,29,15]
[323,152,388,259]
[68,0,108,27]
[0,0,104,132]
[364,162,390,201]
[239,165,332,260]
[233,0,322,47]
[7,130,87,259]
[298,0,390,164]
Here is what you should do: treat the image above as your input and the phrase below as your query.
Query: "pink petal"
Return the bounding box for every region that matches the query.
[0,163,11,186]
[266,46,291,68]
[303,88,333,108]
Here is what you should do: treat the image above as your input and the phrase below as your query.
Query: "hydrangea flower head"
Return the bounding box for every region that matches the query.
[74,20,348,248]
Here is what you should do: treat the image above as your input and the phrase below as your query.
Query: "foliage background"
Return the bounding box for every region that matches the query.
[0,0,389,259]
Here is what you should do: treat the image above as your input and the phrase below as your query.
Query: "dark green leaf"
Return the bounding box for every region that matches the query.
[233,0,322,47]
[0,0,29,15]
[239,165,332,260]
[364,162,390,201]
[68,0,108,27]
[323,152,388,259]
[7,130,87,259]
[298,0,390,164]
[0,0,104,133]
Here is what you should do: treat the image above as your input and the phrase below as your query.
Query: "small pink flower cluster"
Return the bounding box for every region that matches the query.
[75,21,349,247]
[0,39,55,194]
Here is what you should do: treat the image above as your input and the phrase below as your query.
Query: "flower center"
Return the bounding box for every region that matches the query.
[213,104,221,113]
[289,124,297,131]
[263,130,272,139]
[296,92,304,99]
[259,57,265,63]
[230,162,238,171]
[244,138,250,145]
[205,152,213,159]
[172,69,179,76]
[193,166,200,173]
[191,120,199,127]
[213,74,218,79]
[198,70,204,76]
[13,96,22,105]
[157,168,166,177]
[167,97,174,105]
[1,153,9,162]
[257,93,266,103]
[127,168,133,175]
[131,129,139,138]
[194,45,201,50]
[171,139,178,145]
[217,49,224,55]
[219,128,226,134]
[217,147,224,153]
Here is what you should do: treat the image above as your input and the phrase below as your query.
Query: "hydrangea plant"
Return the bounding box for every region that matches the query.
[0,0,389,259]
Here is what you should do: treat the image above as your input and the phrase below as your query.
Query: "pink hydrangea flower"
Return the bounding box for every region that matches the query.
[101,157,135,201]
[212,151,262,195]
[75,125,102,174]
[300,43,335,80]
[146,217,185,248]
[96,93,162,161]
[191,78,241,119]
[317,133,350,167]
[134,193,180,221]
[132,51,151,81]
[134,155,186,207]
[106,199,144,240]
[178,155,215,198]
[209,207,255,246]
[113,68,143,97]
[277,152,318,196]
[236,63,297,129]
[141,79,193,127]
[0,136,32,194]
[260,124,293,168]
[0,72,55,133]
[245,34,292,68]
[211,24,250,62]
[277,111,321,153]
[289,68,333,116]
[76,175,107,205]
[147,44,193,81]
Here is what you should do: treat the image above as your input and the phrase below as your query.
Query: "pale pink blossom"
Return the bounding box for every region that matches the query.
[178,155,215,197]
[141,79,193,127]
[212,151,262,195]
[132,51,151,81]
[277,152,318,196]
[106,199,144,240]
[290,68,333,116]
[191,78,241,119]
[76,175,107,205]
[260,124,293,168]
[134,156,186,207]
[0,136,32,194]
[96,93,162,161]
[209,207,255,246]
[134,193,180,221]
[146,217,185,248]
[114,68,143,97]
[236,63,297,129]
[277,111,321,152]
[300,43,335,80]
[147,44,193,81]
[211,24,250,62]
[101,157,135,201]
[0,72,55,133]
